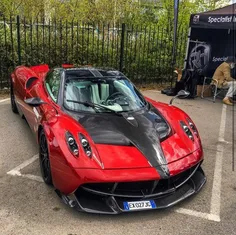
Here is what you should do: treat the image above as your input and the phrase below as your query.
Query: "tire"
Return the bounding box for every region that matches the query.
[39,129,53,185]
[10,82,18,114]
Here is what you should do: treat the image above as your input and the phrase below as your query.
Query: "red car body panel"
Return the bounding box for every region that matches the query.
[50,149,203,195]
[11,64,206,213]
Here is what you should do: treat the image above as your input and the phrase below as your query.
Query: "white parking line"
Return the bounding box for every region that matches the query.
[21,174,44,183]
[0,98,10,103]
[7,154,43,182]
[174,104,227,222]
[175,208,220,222]
[210,104,227,217]
[7,154,39,175]
[6,104,227,222]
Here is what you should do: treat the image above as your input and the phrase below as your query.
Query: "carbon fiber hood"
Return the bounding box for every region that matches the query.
[67,105,171,178]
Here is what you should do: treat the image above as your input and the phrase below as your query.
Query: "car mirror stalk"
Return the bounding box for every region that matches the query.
[169,90,190,105]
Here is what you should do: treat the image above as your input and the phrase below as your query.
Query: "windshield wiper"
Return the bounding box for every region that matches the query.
[66,100,122,115]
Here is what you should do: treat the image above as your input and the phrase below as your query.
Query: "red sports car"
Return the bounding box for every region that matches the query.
[10,64,206,214]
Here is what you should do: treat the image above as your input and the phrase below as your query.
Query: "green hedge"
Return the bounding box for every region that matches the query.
[0,18,188,88]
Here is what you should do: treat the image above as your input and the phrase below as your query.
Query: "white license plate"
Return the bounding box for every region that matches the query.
[123,200,156,211]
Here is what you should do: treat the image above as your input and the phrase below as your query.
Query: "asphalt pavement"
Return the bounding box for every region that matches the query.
[0,91,235,235]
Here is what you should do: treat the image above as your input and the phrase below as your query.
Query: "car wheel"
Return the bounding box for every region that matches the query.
[39,130,53,185]
[10,82,18,114]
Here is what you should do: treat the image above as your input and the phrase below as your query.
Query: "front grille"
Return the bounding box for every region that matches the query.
[79,163,200,198]
[115,181,154,195]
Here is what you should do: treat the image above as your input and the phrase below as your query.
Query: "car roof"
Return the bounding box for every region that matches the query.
[56,67,125,79]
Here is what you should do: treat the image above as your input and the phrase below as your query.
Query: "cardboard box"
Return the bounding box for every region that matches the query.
[197,85,212,97]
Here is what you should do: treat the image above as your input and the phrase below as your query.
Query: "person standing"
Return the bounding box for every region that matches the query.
[212,56,236,105]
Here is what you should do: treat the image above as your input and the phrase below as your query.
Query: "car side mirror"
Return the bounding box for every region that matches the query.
[176,90,190,98]
[24,97,59,115]
[169,90,190,105]
[24,97,46,107]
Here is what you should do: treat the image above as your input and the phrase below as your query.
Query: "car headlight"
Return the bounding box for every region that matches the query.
[186,118,198,136]
[180,121,194,141]
[79,133,92,158]
[65,131,79,156]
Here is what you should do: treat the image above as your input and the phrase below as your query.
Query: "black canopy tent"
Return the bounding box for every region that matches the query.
[184,3,236,78]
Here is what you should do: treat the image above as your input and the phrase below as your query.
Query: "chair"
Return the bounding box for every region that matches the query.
[90,84,110,104]
[64,84,94,112]
[201,77,227,103]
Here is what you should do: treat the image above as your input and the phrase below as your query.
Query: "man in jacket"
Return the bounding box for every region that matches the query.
[212,56,236,105]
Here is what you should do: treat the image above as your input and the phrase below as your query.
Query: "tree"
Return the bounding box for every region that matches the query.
[0,0,45,19]
[0,0,231,25]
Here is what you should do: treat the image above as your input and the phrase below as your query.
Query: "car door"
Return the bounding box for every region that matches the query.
[24,69,61,134]
[13,67,30,116]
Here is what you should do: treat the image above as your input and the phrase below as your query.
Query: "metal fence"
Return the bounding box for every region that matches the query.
[0,16,188,89]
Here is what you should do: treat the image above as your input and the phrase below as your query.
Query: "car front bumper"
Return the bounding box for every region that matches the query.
[56,163,206,214]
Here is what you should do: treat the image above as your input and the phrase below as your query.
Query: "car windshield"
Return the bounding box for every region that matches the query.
[63,69,147,113]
